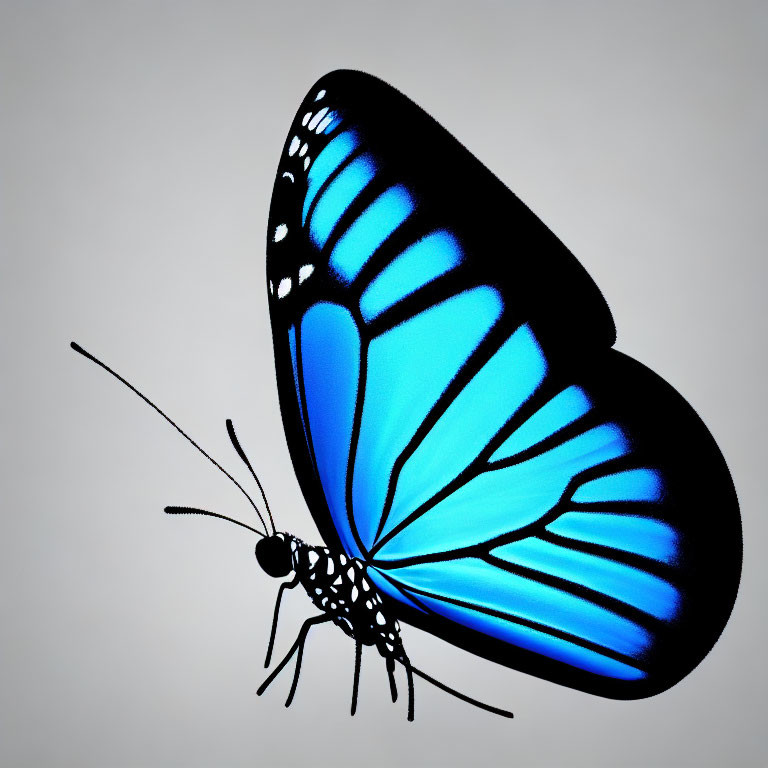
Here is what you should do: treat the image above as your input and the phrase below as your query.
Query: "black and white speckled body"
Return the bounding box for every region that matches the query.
[255,531,415,719]
[283,534,405,661]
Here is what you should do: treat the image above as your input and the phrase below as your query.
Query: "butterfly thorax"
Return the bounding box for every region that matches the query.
[285,535,404,659]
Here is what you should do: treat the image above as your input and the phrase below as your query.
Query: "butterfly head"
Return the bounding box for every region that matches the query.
[256,532,294,578]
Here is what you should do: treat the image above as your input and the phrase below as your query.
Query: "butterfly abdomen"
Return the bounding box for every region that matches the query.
[291,539,404,657]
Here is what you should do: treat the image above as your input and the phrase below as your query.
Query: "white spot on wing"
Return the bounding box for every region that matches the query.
[303,156,310,171]
[273,224,288,242]
[317,114,334,133]
[315,89,326,101]
[346,566,355,581]
[351,586,359,602]
[282,171,295,182]
[302,112,312,126]
[298,264,314,284]
[299,142,308,157]
[269,280,274,295]
[308,551,319,567]
[288,136,300,156]
[308,107,328,131]
[277,278,292,298]
[327,559,335,575]
[375,611,386,625]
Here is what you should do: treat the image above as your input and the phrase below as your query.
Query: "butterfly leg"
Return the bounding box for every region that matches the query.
[285,614,331,708]
[385,656,398,703]
[402,655,415,722]
[257,614,330,702]
[265,573,300,667]
[350,640,362,716]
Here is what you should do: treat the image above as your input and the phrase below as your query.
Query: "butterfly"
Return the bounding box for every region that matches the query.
[72,69,741,722]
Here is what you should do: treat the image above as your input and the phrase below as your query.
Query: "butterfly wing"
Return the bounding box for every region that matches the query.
[266,70,741,699]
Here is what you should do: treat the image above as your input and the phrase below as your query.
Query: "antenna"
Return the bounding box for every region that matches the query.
[70,341,268,537]
[165,506,264,536]
[226,419,276,535]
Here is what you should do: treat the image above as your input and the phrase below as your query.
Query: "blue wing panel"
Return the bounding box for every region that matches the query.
[309,154,378,249]
[386,557,651,658]
[300,303,362,559]
[379,324,548,544]
[411,592,646,680]
[546,512,679,564]
[572,468,664,503]
[489,385,592,461]
[302,130,360,223]
[359,230,463,321]
[352,287,503,550]
[329,185,415,283]
[491,538,680,620]
[288,325,313,460]
[377,423,629,560]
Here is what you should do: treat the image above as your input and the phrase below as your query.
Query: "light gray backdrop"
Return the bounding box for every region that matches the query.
[2,2,766,766]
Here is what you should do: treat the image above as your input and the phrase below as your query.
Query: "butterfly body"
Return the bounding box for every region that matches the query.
[255,532,415,718]
[288,535,405,655]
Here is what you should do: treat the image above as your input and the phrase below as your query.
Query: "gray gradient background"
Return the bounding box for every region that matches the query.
[2,2,766,766]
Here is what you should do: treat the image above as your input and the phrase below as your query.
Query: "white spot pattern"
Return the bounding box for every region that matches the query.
[277,277,292,298]
[317,114,334,133]
[308,107,328,131]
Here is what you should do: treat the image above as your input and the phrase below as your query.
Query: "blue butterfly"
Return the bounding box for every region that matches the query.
[72,69,742,722]
[264,70,741,707]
